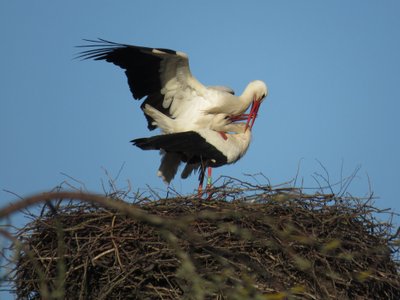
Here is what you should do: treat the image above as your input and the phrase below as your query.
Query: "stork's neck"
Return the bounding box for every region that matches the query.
[239,85,256,113]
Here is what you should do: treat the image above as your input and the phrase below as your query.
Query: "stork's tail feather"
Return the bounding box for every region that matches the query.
[181,163,199,179]
[157,152,182,184]
[131,136,186,185]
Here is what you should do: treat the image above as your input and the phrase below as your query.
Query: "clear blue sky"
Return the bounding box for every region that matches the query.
[1,1,399,298]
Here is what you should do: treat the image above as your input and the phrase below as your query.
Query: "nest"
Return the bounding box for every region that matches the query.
[3,179,400,299]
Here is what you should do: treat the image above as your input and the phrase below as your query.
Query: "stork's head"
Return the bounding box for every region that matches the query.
[249,80,268,103]
[244,80,268,130]
[229,80,268,130]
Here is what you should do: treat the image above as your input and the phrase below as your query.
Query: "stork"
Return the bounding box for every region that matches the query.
[78,39,268,187]
[141,98,264,187]
[132,122,255,194]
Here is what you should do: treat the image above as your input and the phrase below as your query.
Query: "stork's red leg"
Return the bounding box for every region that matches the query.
[206,167,213,197]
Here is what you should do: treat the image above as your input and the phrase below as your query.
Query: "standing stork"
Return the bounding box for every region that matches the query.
[141,97,265,188]
[131,122,256,193]
[78,39,268,187]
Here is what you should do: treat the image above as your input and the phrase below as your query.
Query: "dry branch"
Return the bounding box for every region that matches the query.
[1,180,399,299]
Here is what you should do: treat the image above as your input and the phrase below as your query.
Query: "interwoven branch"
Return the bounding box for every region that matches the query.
[1,181,399,299]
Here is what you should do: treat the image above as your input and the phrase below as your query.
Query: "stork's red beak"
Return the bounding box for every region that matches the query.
[244,97,261,131]
[228,96,262,130]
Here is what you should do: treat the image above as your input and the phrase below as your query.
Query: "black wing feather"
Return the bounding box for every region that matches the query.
[78,39,172,100]
[77,39,177,130]
[131,131,228,166]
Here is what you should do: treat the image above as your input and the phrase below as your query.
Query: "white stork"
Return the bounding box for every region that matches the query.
[78,39,268,187]
[131,122,255,192]
[141,99,265,186]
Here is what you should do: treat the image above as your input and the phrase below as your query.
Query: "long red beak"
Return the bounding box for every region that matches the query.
[228,97,262,130]
[244,97,261,131]
[229,114,249,122]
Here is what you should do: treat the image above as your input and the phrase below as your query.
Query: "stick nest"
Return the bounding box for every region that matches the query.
[4,180,400,299]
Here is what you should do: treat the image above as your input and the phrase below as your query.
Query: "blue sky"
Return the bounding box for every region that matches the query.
[1,1,399,298]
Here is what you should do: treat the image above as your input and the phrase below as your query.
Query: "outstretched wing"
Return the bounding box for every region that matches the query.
[77,39,207,129]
